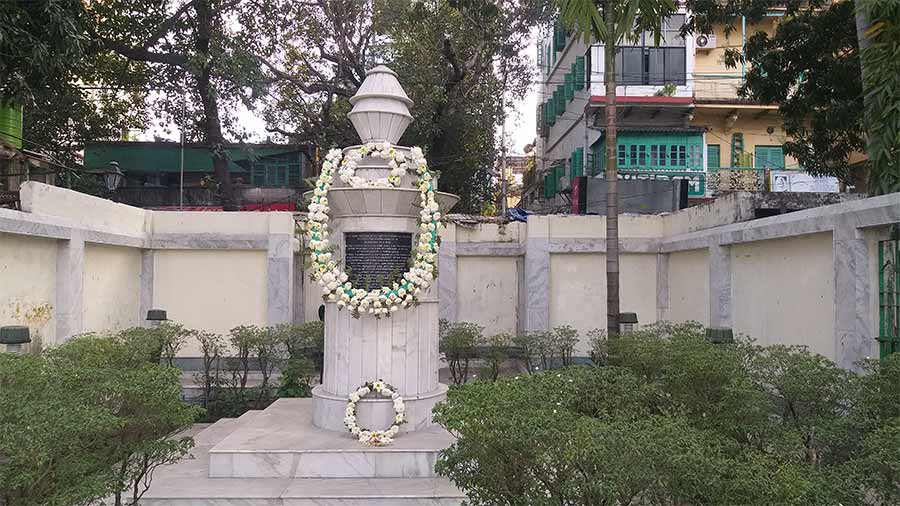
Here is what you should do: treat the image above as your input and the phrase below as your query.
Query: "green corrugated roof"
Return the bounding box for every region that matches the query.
[83,142,307,174]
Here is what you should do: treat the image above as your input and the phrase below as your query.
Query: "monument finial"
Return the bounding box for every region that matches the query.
[348,65,414,144]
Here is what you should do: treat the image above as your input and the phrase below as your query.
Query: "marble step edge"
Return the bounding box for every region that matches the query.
[141,477,465,500]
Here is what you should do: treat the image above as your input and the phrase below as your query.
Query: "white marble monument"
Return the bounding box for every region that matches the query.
[141,66,464,505]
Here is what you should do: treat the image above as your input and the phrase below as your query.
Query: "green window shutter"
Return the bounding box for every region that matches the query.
[543,174,553,198]
[574,56,585,90]
[754,146,785,168]
[548,99,556,126]
[556,85,566,115]
[554,22,566,51]
[707,145,720,169]
[572,147,584,177]
[565,73,574,101]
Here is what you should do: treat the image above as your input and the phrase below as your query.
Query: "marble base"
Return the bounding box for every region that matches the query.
[312,384,447,434]
[140,408,465,505]
[209,398,454,479]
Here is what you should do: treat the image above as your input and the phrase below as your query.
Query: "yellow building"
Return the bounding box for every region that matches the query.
[523,11,826,210]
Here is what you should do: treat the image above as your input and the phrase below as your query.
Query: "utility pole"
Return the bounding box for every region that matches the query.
[499,62,509,217]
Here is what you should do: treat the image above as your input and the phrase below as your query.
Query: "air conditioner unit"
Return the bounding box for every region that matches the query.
[695,34,717,51]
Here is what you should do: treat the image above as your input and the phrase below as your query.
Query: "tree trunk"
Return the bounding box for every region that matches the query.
[854,0,877,193]
[194,0,238,211]
[604,0,620,337]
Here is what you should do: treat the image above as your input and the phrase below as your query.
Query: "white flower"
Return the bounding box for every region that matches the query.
[349,393,360,402]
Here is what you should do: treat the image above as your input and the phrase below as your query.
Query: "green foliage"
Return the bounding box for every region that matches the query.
[741,1,864,182]
[481,332,513,381]
[587,327,607,365]
[511,330,543,374]
[861,0,900,194]
[435,324,900,506]
[552,325,579,366]
[277,357,316,398]
[440,321,484,384]
[0,333,199,506]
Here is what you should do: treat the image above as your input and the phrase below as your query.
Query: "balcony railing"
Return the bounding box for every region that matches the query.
[693,74,744,101]
[707,166,769,192]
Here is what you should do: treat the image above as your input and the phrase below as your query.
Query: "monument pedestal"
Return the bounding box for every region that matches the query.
[142,65,463,505]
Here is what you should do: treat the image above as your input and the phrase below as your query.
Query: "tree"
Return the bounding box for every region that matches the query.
[555,0,677,336]
[740,1,866,185]
[262,0,551,213]
[859,0,900,194]
[1,1,294,209]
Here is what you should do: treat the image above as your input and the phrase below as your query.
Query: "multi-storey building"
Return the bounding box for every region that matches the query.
[523,11,810,211]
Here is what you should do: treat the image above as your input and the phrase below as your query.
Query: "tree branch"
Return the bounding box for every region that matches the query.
[103,39,189,67]
[141,0,201,49]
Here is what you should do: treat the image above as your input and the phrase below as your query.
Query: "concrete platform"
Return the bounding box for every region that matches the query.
[209,398,455,478]
[140,399,464,505]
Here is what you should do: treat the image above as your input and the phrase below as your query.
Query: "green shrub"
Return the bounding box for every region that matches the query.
[481,332,512,381]
[0,334,200,506]
[440,321,483,384]
[435,325,900,506]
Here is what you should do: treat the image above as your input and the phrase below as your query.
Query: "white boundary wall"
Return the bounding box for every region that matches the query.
[2,182,897,368]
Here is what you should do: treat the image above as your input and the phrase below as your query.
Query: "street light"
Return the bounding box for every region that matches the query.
[102,161,125,192]
[0,325,31,354]
[146,309,168,327]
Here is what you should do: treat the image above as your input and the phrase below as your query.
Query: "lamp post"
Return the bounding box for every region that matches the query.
[0,325,31,354]
[101,161,125,192]
[618,312,638,335]
[146,309,168,328]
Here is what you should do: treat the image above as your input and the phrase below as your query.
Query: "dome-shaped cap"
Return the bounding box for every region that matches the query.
[349,65,414,107]
[348,65,414,144]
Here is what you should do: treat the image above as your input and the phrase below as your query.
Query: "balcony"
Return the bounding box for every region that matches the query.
[693,74,746,103]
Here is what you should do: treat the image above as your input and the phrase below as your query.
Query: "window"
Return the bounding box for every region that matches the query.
[613,15,686,86]
[707,145,721,169]
[618,145,626,165]
[638,145,647,166]
[754,146,785,169]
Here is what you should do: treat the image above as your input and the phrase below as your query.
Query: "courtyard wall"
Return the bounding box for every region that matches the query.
[1,182,896,369]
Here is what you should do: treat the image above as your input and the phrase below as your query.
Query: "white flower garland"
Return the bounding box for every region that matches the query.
[344,380,406,446]
[306,142,441,318]
[338,141,409,188]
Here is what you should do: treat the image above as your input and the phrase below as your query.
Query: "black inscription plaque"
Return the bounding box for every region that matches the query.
[344,232,413,288]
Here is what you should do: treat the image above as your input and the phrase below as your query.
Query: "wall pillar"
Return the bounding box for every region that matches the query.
[524,217,551,332]
[656,253,670,322]
[292,250,305,323]
[708,242,732,328]
[438,228,458,323]
[55,231,84,341]
[139,249,154,326]
[833,219,872,369]
[267,233,293,325]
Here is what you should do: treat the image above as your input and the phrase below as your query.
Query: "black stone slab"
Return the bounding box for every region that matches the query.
[344,232,412,288]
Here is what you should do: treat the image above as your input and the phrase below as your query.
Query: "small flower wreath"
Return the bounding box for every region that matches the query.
[306,142,442,318]
[344,380,406,447]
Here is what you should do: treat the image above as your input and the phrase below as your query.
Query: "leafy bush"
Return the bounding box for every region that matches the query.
[587,327,607,365]
[481,332,513,381]
[0,333,200,506]
[435,324,900,506]
[440,321,483,384]
[552,325,579,366]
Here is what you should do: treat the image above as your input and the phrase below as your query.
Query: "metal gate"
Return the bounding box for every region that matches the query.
[878,237,900,359]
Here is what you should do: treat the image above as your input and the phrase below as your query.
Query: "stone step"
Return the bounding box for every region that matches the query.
[139,477,464,505]
[208,398,454,479]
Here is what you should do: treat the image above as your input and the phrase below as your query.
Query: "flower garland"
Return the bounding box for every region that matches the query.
[306,142,441,318]
[344,380,405,446]
[337,142,408,188]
